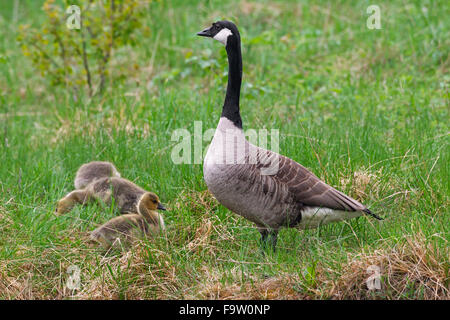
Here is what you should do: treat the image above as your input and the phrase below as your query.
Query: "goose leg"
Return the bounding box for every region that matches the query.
[259,229,278,253]
[268,230,278,251]
[259,229,269,252]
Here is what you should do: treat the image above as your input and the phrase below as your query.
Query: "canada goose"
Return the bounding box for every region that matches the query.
[74,161,121,189]
[197,21,382,250]
[56,177,166,215]
[89,192,166,250]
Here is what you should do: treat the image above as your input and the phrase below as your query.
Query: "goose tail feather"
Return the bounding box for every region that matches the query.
[363,208,383,220]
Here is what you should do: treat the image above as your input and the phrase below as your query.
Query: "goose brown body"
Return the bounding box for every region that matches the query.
[204,118,368,232]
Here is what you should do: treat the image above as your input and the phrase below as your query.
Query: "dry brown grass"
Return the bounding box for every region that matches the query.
[2,220,447,300]
[339,166,416,213]
[176,190,237,257]
[340,168,383,202]
[173,189,219,215]
[59,191,450,300]
[329,233,449,300]
[74,245,179,299]
[1,187,446,300]
[196,268,305,300]
[0,259,34,299]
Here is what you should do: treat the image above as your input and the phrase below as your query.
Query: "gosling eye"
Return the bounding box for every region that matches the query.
[152,200,157,204]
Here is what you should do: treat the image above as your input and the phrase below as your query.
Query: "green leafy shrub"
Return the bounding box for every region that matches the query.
[17,0,151,98]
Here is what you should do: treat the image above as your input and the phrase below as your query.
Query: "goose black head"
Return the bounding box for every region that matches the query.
[197,20,240,47]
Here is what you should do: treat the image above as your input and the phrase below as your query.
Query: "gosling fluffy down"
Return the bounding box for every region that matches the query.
[56,177,166,215]
[89,192,166,250]
[74,161,121,190]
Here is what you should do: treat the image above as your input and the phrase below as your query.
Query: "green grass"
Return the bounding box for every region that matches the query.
[0,0,448,299]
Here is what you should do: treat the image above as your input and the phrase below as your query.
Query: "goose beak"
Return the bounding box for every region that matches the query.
[197,27,213,37]
[157,203,167,211]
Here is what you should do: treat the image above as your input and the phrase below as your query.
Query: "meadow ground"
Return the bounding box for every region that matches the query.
[0,0,448,299]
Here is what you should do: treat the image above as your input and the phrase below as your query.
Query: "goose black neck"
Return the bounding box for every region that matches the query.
[222,36,242,129]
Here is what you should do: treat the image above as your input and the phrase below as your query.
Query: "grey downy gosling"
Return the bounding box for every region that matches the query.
[56,177,166,215]
[74,161,121,189]
[197,21,382,250]
[90,192,166,250]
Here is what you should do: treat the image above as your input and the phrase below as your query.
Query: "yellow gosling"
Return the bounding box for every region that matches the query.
[89,192,166,250]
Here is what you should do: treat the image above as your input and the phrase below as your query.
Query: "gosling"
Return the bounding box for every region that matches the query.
[89,192,166,250]
[56,177,165,215]
[74,161,121,189]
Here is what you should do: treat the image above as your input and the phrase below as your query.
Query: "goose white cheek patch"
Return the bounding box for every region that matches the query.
[213,28,233,45]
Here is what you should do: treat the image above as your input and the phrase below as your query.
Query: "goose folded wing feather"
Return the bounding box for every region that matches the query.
[259,154,367,212]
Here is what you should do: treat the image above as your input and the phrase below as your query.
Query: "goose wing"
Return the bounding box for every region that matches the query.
[260,152,381,219]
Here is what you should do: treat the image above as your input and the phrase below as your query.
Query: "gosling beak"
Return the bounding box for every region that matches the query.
[196,27,213,37]
[157,203,167,211]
